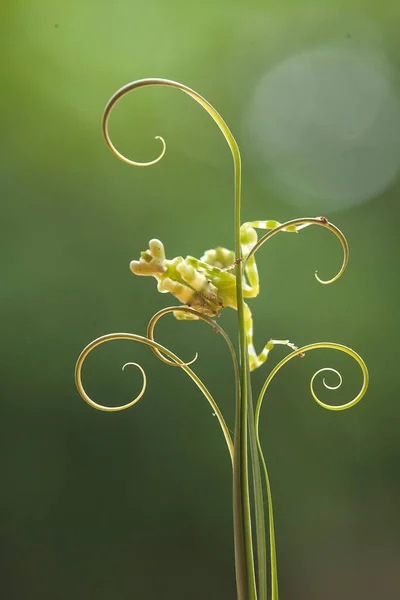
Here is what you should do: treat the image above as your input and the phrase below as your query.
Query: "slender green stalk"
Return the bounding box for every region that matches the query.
[247,371,268,600]
[255,342,369,600]
[257,438,279,600]
[233,151,258,600]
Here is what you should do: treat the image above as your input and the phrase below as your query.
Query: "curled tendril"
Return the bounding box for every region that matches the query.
[75,330,234,462]
[147,306,235,368]
[255,341,368,440]
[244,216,349,285]
[102,78,240,168]
[147,309,199,368]
[316,367,343,391]
[254,342,368,600]
[146,306,241,456]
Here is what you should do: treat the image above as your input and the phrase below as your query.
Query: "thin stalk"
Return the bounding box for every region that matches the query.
[247,371,267,600]
[233,153,258,600]
[255,342,369,600]
[259,447,278,600]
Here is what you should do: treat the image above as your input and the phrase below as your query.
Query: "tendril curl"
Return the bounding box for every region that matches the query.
[244,216,349,285]
[75,325,235,462]
[254,341,368,600]
[102,78,239,167]
[255,342,368,437]
[147,306,237,369]
[146,306,241,455]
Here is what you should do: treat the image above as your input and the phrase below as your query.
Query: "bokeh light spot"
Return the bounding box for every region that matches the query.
[245,47,400,211]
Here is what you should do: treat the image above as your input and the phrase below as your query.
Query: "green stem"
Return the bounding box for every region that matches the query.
[260,448,279,600]
[255,342,369,600]
[233,153,258,600]
[247,372,267,600]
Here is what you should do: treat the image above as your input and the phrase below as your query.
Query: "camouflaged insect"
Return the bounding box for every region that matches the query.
[130,220,306,371]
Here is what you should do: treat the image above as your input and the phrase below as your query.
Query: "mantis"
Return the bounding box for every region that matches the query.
[130,219,310,371]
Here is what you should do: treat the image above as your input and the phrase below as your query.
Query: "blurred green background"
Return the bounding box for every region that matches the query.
[2,1,399,598]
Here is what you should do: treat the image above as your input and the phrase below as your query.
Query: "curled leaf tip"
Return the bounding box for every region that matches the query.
[313,219,349,285]
[75,325,235,461]
[163,351,199,368]
[147,309,200,368]
[76,341,147,413]
[314,269,341,285]
[244,217,349,287]
[318,367,343,391]
[102,78,239,170]
[122,361,144,373]
[257,341,368,418]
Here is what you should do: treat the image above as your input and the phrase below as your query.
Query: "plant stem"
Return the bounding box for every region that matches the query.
[247,372,268,600]
[232,152,258,600]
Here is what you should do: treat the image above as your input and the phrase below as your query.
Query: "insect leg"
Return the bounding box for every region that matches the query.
[240,221,307,298]
[243,303,300,371]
